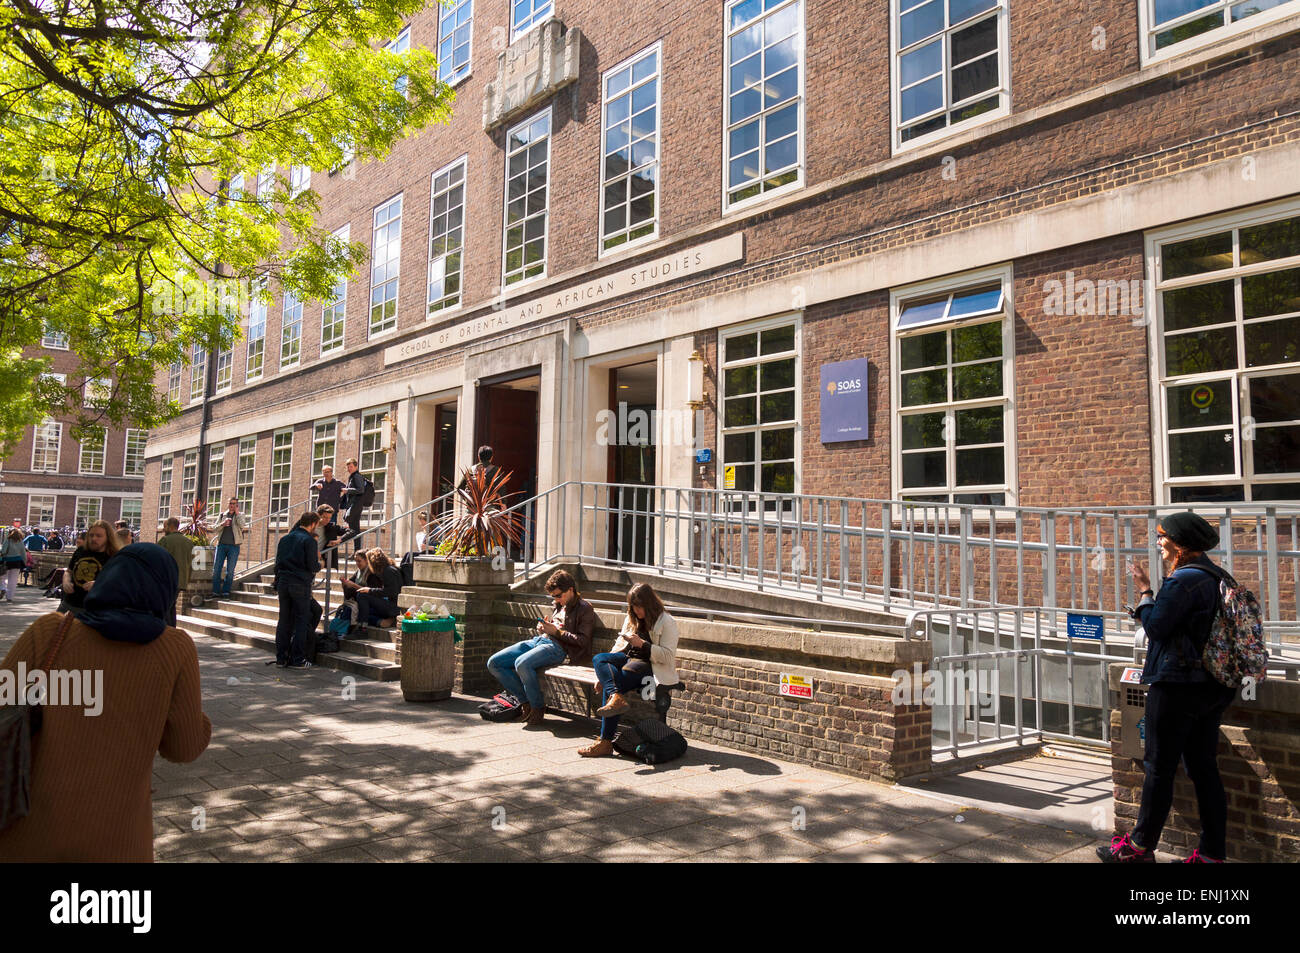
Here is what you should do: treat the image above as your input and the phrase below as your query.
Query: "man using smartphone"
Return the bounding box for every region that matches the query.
[211,496,247,599]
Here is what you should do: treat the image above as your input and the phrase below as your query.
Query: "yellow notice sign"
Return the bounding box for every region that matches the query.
[724,465,736,490]
[780,673,813,699]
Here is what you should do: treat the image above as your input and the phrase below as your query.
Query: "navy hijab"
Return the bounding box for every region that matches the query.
[75,543,179,644]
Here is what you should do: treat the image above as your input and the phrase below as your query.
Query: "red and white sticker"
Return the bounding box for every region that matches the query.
[780,673,813,699]
[1120,667,1143,685]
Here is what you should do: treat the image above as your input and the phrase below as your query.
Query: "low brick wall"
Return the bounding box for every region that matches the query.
[1108,664,1300,862]
[448,593,933,782]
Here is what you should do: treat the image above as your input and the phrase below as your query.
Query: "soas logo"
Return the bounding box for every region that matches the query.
[826,381,838,394]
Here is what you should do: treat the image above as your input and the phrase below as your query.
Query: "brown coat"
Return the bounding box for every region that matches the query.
[0,612,211,862]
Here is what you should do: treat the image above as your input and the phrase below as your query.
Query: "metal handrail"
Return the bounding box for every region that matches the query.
[238,496,315,574]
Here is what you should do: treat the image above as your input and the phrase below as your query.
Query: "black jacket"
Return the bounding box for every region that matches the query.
[314,477,345,512]
[1136,555,1221,685]
[341,470,367,513]
[275,527,320,586]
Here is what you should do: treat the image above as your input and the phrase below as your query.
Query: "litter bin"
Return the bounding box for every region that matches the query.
[400,616,457,702]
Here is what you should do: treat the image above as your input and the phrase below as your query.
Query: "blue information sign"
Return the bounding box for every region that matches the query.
[1066,612,1105,641]
[819,359,870,444]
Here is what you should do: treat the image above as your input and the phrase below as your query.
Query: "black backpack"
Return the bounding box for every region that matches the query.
[399,551,414,586]
[359,477,376,508]
[613,718,688,765]
[478,692,524,722]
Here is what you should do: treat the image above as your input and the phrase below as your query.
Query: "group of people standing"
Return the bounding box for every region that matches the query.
[487,570,680,759]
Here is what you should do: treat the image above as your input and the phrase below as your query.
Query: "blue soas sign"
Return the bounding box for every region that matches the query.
[820,359,870,444]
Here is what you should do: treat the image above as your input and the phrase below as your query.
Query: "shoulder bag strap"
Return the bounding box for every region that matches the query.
[39,612,76,673]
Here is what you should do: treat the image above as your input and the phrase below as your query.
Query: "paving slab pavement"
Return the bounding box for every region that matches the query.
[0,585,1133,862]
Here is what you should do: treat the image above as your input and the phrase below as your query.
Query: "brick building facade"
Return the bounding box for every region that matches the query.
[0,335,147,533]
[144,0,1300,554]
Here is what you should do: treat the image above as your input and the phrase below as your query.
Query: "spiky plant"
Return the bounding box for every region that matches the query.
[430,466,523,563]
[183,500,211,546]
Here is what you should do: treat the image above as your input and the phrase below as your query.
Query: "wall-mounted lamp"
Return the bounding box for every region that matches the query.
[686,349,707,410]
[381,412,398,456]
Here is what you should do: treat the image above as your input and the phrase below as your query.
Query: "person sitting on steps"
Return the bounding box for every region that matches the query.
[354,548,402,629]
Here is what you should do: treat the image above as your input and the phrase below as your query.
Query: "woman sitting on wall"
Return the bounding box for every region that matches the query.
[579,582,680,758]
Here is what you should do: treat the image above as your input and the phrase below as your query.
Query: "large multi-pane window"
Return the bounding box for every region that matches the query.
[79,427,106,475]
[281,291,302,368]
[158,457,173,523]
[322,225,349,354]
[270,429,293,517]
[438,0,473,84]
[247,280,267,380]
[429,159,466,313]
[190,345,206,401]
[720,318,799,502]
[42,325,68,349]
[312,419,337,481]
[370,195,403,335]
[257,163,275,199]
[168,362,181,403]
[511,0,551,39]
[892,270,1014,504]
[206,445,225,512]
[601,45,660,253]
[27,495,56,530]
[215,344,233,393]
[85,376,111,409]
[503,111,550,286]
[892,0,1009,150]
[236,437,256,512]
[360,409,388,521]
[124,429,148,477]
[31,420,61,472]
[724,0,803,209]
[1150,202,1300,503]
[289,163,311,198]
[1142,0,1299,60]
[75,497,102,528]
[120,497,143,530]
[386,26,410,96]
[181,449,199,508]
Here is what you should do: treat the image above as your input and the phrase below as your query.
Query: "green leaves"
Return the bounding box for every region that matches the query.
[0,0,454,451]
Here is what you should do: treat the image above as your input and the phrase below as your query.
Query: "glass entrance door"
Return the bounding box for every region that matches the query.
[608,361,657,565]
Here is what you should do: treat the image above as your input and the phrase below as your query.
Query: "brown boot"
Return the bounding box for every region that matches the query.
[517,703,532,722]
[578,738,615,758]
[525,704,546,726]
[595,692,630,717]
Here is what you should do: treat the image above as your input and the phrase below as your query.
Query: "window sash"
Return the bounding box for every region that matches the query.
[75,497,102,527]
[719,319,800,502]
[31,420,61,471]
[79,427,106,475]
[438,0,473,83]
[237,437,256,511]
[371,195,403,335]
[270,430,294,515]
[511,0,552,39]
[601,45,661,252]
[124,429,148,477]
[360,409,388,520]
[724,0,804,209]
[429,159,467,313]
[312,420,337,481]
[503,111,551,286]
[27,495,56,529]
[281,292,303,368]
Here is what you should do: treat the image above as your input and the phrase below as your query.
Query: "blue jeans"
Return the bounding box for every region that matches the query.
[212,543,239,595]
[593,652,653,741]
[488,636,566,709]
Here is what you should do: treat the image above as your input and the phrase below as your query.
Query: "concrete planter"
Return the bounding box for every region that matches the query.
[412,556,514,589]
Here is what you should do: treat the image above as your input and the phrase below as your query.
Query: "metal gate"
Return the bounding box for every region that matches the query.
[907,606,1139,757]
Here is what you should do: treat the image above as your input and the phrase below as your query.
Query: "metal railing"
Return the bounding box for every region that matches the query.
[504,481,1300,632]
[907,605,1300,756]
[238,496,314,575]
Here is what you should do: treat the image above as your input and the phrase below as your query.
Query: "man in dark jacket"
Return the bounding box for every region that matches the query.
[487,569,595,726]
[338,458,367,546]
[274,511,321,669]
[312,465,345,513]
[1098,512,1236,864]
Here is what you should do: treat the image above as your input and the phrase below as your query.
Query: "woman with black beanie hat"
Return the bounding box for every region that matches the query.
[1097,512,1236,864]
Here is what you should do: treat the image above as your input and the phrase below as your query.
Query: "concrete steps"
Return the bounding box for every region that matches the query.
[179,581,402,681]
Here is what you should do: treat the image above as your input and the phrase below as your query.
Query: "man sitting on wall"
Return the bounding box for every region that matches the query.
[487,570,595,726]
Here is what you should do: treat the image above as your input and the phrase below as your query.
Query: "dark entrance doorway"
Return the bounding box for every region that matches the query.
[432,401,457,516]
[475,369,540,557]
[607,361,657,565]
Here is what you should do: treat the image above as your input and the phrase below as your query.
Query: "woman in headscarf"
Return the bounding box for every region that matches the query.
[0,543,211,861]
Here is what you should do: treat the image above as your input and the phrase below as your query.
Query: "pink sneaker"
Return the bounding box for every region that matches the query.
[1179,849,1224,863]
[1096,832,1156,863]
